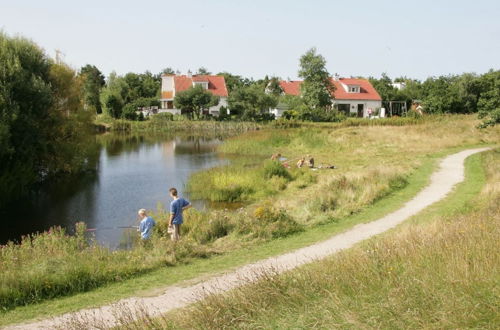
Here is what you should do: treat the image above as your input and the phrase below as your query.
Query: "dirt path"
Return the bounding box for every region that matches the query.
[5,147,491,330]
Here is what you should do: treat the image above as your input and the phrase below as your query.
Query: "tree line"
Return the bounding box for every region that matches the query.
[80,47,499,126]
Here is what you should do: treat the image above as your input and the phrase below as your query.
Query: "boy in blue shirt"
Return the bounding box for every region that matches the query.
[138,209,156,240]
[168,187,191,241]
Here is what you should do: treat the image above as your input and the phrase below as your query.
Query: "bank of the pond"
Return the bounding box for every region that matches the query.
[148,150,499,330]
[0,115,498,325]
[3,147,497,328]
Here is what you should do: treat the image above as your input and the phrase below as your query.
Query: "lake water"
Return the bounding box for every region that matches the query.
[0,134,226,248]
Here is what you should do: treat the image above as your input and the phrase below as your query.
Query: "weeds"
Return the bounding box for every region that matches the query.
[121,151,499,329]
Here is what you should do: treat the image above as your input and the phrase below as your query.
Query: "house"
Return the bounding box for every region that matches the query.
[160,72,229,116]
[275,77,382,118]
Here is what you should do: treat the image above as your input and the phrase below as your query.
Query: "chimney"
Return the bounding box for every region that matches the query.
[187,70,192,78]
[334,73,340,81]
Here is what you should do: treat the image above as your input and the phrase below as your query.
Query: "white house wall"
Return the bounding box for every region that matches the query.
[161,76,174,93]
[333,100,382,117]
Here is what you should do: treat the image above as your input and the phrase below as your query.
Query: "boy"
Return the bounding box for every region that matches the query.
[168,187,191,241]
[138,209,156,240]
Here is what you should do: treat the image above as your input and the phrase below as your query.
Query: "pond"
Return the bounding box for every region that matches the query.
[0,134,227,248]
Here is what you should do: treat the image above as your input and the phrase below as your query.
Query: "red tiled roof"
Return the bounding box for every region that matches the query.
[279,78,381,101]
[174,75,228,97]
[279,81,302,96]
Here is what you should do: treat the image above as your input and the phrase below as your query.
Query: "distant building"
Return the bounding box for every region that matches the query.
[160,71,229,116]
[391,82,407,90]
[275,77,382,118]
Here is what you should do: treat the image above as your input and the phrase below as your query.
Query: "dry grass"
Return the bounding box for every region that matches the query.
[113,150,500,330]
[2,115,497,312]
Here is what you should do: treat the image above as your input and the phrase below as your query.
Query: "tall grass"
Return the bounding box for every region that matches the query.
[1,115,497,312]
[115,150,499,330]
[0,203,301,310]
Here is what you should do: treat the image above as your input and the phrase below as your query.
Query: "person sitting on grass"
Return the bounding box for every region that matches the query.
[168,187,192,241]
[297,157,305,168]
[138,209,156,240]
[307,155,315,168]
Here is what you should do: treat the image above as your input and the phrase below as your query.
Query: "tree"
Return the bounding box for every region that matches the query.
[100,72,128,118]
[228,84,278,120]
[174,85,219,118]
[79,65,105,114]
[369,73,398,101]
[196,67,211,75]
[162,67,176,75]
[265,77,284,96]
[0,32,97,208]
[217,72,254,93]
[298,48,335,109]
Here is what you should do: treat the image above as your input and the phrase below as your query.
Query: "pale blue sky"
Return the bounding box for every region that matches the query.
[1,0,499,80]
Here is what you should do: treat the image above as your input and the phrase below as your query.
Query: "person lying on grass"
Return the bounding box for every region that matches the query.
[168,187,192,241]
[138,208,156,240]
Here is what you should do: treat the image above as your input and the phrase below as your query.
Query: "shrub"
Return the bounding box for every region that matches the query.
[150,112,174,122]
[235,204,303,239]
[262,160,292,181]
[478,108,500,128]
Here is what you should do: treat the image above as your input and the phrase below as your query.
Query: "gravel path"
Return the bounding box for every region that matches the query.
[4,147,491,330]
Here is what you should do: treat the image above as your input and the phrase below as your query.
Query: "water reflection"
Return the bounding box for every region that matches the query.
[0,133,227,248]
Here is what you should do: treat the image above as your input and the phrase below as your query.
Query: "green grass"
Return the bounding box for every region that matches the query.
[0,146,481,327]
[1,115,498,326]
[117,149,499,330]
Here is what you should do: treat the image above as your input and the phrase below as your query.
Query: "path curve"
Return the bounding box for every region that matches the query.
[5,147,491,330]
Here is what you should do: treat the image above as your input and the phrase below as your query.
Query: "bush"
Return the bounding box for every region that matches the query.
[478,108,500,128]
[151,112,174,122]
[235,204,303,239]
[262,160,292,180]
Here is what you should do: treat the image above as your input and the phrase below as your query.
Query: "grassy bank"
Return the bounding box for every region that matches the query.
[0,145,495,326]
[114,149,499,330]
[0,115,497,323]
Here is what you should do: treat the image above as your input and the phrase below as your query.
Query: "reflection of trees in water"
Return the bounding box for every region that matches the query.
[0,171,99,244]
[173,136,222,155]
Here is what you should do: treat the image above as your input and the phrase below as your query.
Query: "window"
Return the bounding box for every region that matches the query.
[194,82,209,89]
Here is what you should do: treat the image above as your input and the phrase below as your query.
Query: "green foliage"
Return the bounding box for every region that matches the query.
[195,67,211,75]
[161,67,176,75]
[227,84,278,120]
[121,97,160,120]
[79,65,105,114]
[100,72,127,118]
[298,48,335,109]
[217,72,255,92]
[174,85,219,119]
[265,76,283,96]
[477,108,500,128]
[262,160,292,180]
[369,70,499,119]
[100,71,161,119]
[0,32,97,207]
[369,73,399,101]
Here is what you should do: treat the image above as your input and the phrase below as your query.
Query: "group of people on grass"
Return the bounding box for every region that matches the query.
[137,187,191,242]
[272,153,336,170]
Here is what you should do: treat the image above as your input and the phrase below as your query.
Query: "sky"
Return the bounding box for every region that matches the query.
[1,0,499,80]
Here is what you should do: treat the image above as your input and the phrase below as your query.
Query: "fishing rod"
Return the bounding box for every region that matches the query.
[85,225,139,232]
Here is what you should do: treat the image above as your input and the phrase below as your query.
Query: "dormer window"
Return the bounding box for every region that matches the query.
[193,81,209,89]
[348,85,360,93]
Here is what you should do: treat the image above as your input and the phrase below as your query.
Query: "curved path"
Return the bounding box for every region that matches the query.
[5,147,491,330]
